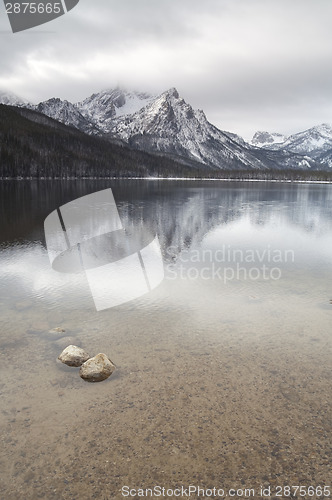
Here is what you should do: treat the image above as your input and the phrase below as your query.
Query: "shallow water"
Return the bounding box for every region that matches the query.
[0,180,331,499]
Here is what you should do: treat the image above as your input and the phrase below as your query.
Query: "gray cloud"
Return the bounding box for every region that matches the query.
[0,0,331,139]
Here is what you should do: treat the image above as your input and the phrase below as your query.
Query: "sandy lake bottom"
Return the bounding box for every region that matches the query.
[0,278,331,500]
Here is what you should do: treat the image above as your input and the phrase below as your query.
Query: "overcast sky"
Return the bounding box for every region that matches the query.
[0,0,332,139]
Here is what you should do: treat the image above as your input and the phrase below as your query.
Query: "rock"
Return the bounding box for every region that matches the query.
[49,327,66,337]
[58,345,91,367]
[79,353,115,382]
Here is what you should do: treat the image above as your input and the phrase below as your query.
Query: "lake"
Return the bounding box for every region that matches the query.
[0,179,331,499]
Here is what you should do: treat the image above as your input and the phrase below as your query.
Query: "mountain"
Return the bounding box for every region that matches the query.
[76,89,155,133]
[266,124,332,158]
[1,87,329,171]
[251,124,332,169]
[106,88,263,169]
[35,98,100,135]
[251,131,287,147]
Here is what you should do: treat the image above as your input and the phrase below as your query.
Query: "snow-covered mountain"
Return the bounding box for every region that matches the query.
[76,89,155,133]
[35,98,100,135]
[1,86,328,170]
[103,88,270,169]
[251,124,332,169]
[269,124,332,157]
[251,131,287,148]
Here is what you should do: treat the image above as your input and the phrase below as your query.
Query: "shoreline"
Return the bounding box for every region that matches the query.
[1,176,332,184]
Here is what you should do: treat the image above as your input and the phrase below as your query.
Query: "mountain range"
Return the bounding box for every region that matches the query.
[250,125,332,168]
[1,87,332,172]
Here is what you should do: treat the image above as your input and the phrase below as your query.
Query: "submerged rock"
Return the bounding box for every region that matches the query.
[58,345,91,367]
[49,327,66,336]
[79,353,115,382]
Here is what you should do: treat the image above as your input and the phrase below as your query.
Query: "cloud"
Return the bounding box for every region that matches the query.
[0,0,331,138]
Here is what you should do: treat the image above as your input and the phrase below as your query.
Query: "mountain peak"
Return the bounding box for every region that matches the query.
[41,97,68,105]
[251,131,287,147]
[35,97,99,134]
[312,123,332,134]
[76,88,155,132]
[162,87,179,99]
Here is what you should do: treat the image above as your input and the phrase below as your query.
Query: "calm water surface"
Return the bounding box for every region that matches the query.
[0,180,331,499]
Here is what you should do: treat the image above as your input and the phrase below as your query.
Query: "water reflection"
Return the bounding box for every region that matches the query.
[0,180,332,310]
